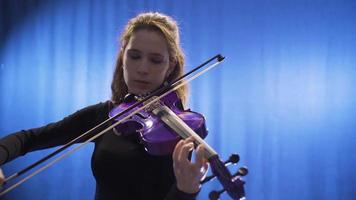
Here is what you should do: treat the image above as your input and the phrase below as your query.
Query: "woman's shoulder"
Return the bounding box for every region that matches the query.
[66,100,116,123]
[76,100,115,114]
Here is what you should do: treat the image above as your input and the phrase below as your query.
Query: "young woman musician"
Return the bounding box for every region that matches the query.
[0,12,208,200]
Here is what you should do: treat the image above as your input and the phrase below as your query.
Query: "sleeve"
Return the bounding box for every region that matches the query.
[165,183,200,200]
[0,101,111,166]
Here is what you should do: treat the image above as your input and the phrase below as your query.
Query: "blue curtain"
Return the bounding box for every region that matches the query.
[1,0,356,199]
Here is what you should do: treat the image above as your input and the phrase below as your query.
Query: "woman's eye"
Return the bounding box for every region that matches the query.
[150,55,164,64]
[150,58,163,64]
[130,54,140,60]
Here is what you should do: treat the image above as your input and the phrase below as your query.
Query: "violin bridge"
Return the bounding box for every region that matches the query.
[143,96,162,112]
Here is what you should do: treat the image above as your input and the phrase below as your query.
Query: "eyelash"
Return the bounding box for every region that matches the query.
[151,59,162,64]
[129,54,162,64]
[130,54,140,60]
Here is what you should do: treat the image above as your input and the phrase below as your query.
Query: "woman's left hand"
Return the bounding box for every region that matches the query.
[0,168,4,188]
[172,136,209,194]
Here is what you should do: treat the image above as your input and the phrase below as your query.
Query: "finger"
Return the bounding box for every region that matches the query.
[201,161,209,174]
[194,144,206,167]
[185,136,195,143]
[176,136,194,160]
[0,168,4,186]
[173,139,185,162]
[200,162,209,181]
[178,141,194,164]
[173,137,193,157]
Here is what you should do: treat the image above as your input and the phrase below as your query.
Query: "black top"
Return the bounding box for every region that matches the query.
[0,101,198,200]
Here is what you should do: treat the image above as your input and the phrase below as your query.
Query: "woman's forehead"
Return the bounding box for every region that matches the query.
[126,29,169,55]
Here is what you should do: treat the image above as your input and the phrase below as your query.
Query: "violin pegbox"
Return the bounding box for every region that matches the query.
[201,154,248,200]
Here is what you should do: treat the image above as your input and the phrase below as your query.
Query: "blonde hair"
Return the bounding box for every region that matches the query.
[111,12,187,104]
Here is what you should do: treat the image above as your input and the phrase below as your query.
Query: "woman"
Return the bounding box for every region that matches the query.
[0,12,208,200]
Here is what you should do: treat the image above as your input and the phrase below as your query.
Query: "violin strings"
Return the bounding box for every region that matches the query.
[0,56,224,196]
[152,106,218,158]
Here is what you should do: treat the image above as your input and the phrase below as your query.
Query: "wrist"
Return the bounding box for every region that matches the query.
[176,182,201,194]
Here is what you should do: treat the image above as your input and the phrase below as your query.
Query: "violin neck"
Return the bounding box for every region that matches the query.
[152,105,218,159]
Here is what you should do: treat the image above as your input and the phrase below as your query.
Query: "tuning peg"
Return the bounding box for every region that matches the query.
[224,154,240,165]
[202,155,243,184]
[233,166,248,177]
[209,188,225,200]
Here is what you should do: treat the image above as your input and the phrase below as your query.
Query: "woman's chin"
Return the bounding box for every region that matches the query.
[129,88,151,96]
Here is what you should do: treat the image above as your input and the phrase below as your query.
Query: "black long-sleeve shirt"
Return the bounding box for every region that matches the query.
[0,101,198,200]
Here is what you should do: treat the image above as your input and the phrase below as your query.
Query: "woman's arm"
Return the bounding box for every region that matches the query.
[0,101,110,166]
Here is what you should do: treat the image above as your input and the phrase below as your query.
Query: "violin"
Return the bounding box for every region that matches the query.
[0,54,248,200]
[112,90,247,199]
[109,91,208,156]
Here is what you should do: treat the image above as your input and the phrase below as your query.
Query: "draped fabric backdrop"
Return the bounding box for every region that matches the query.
[1,0,356,199]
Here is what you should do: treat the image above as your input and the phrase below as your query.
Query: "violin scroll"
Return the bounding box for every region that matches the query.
[203,154,248,200]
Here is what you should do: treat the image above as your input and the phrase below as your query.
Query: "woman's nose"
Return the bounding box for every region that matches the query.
[136,58,149,74]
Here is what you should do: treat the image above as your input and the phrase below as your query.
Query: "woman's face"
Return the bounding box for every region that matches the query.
[123,29,174,96]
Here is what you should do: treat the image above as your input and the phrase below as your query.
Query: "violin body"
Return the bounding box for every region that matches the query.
[109,91,208,155]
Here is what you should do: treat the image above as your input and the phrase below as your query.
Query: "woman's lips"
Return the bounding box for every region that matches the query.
[134,80,150,89]
[134,80,149,84]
